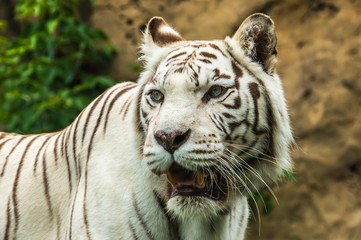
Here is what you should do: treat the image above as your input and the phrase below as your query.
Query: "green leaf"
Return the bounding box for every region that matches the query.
[46,19,58,34]
[0,21,6,31]
[284,170,297,183]
[30,34,38,49]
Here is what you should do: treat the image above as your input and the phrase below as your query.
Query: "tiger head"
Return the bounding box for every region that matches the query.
[139,14,293,220]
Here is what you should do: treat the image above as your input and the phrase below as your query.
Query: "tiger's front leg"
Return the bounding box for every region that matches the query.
[68,164,174,240]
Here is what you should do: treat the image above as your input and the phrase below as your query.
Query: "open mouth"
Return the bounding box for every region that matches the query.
[166,162,227,201]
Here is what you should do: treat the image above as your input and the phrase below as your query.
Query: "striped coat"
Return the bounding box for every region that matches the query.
[0,13,293,240]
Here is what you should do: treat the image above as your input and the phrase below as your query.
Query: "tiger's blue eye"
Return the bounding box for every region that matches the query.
[207,85,226,98]
[149,90,164,102]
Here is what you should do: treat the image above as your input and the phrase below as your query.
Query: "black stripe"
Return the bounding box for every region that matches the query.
[167,46,185,55]
[81,85,118,145]
[61,130,66,157]
[218,115,225,125]
[222,112,235,119]
[257,80,276,159]
[248,82,267,136]
[63,128,73,192]
[42,138,53,218]
[0,138,12,151]
[134,85,145,155]
[218,120,228,135]
[190,43,206,48]
[218,89,234,102]
[12,135,42,236]
[4,199,11,240]
[216,206,231,217]
[0,133,8,140]
[143,152,155,157]
[1,136,27,177]
[208,43,227,57]
[66,123,78,181]
[72,111,84,177]
[83,198,92,240]
[56,214,61,240]
[103,84,137,133]
[166,51,187,65]
[86,93,108,165]
[227,99,249,134]
[132,193,155,240]
[188,64,200,87]
[146,159,159,167]
[100,86,123,133]
[210,114,228,134]
[141,109,148,120]
[33,135,52,175]
[53,133,60,165]
[231,61,243,81]
[225,47,274,151]
[69,186,79,240]
[128,221,139,240]
[145,97,155,109]
[209,114,224,133]
[228,119,250,133]
[199,59,212,64]
[119,95,132,114]
[213,74,232,81]
[81,90,107,145]
[222,96,241,109]
[121,97,133,120]
[213,68,231,81]
[153,190,181,240]
[200,52,217,59]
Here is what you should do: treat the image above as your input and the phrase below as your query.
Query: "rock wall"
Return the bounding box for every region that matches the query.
[92,0,361,239]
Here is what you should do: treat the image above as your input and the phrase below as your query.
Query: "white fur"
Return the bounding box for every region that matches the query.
[0,14,292,240]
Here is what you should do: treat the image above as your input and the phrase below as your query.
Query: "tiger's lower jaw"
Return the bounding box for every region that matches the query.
[166,196,228,220]
[166,162,228,198]
[164,162,230,219]
[166,182,235,219]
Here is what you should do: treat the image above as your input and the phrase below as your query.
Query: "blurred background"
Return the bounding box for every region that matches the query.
[0,0,360,239]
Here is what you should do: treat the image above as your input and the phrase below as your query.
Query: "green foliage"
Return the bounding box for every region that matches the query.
[0,0,117,133]
[255,192,274,214]
[284,169,297,183]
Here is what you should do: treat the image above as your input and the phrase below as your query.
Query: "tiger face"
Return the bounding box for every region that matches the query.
[139,15,293,219]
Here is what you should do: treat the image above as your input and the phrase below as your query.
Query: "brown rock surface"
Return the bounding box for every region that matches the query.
[92,0,361,239]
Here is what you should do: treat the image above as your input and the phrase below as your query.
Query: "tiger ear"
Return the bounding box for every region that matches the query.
[144,17,184,47]
[139,17,184,67]
[232,13,277,73]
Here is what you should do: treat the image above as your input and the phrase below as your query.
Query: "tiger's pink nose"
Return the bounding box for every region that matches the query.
[154,129,191,154]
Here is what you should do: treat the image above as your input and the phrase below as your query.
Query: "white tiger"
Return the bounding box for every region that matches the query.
[0,13,293,240]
